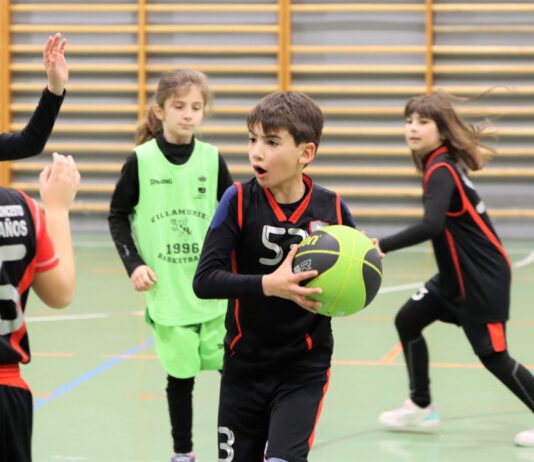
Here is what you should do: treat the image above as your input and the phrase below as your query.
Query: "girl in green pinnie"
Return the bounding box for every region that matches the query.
[109,69,233,462]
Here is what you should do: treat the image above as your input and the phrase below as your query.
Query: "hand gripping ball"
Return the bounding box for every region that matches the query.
[293,225,383,317]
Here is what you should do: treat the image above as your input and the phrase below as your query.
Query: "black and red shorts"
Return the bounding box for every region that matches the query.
[0,364,33,462]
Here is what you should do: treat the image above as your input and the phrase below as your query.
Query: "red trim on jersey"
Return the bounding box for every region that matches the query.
[262,175,314,224]
[424,145,449,167]
[487,322,507,352]
[228,250,243,353]
[10,325,29,364]
[10,192,41,363]
[21,191,59,272]
[234,182,244,231]
[13,244,36,363]
[263,187,287,222]
[305,333,313,351]
[288,175,313,224]
[0,365,30,391]
[335,193,342,224]
[20,191,41,234]
[424,162,468,216]
[425,163,511,269]
[308,368,331,450]
[444,228,465,300]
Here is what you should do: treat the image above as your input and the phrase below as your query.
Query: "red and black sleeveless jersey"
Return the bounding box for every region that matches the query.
[381,146,510,323]
[194,175,356,374]
[0,189,58,366]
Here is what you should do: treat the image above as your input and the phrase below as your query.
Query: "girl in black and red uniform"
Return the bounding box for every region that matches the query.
[376,91,534,447]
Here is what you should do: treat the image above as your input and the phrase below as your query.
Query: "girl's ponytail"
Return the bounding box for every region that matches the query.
[135,106,163,145]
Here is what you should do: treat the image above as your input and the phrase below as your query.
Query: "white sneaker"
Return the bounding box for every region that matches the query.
[379,399,440,431]
[515,428,534,447]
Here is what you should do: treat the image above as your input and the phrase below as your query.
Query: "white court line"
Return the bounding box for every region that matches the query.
[514,251,534,269]
[378,282,423,294]
[26,313,109,323]
[378,251,534,295]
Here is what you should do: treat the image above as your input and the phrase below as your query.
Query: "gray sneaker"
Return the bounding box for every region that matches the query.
[379,399,440,431]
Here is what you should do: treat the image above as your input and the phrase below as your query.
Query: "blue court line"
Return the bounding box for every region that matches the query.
[34,337,154,410]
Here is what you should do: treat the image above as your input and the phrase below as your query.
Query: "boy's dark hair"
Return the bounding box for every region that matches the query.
[247,91,324,149]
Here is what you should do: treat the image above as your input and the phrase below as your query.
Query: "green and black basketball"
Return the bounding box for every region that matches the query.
[293,225,383,317]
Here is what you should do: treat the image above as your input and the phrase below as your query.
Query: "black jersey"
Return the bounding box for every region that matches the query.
[380,146,510,323]
[0,189,58,366]
[194,174,356,374]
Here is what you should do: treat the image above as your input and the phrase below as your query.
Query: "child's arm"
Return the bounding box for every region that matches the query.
[0,35,67,160]
[32,153,80,308]
[108,153,146,276]
[194,186,263,299]
[379,166,455,253]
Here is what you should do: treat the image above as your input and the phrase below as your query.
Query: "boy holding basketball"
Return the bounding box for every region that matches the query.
[193,91,356,462]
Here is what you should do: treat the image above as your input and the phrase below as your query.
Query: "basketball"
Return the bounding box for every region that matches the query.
[292,225,383,317]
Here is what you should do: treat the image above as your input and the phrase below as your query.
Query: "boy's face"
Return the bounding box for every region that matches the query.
[248,124,315,194]
[154,85,205,144]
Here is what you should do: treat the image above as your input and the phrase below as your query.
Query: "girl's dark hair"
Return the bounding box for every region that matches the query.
[404,90,496,171]
[247,91,324,150]
[135,69,210,145]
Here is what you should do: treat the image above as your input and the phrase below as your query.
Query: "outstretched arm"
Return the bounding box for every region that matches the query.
[379,166,456,253]
[0,34,67,160]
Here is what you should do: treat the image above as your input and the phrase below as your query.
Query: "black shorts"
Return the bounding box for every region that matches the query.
[407,281,507,357]
[217,364,330,462]
[0,384,33,462]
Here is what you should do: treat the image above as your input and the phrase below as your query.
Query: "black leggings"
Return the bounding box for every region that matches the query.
[395,289,534,412]
[167,375,195,453]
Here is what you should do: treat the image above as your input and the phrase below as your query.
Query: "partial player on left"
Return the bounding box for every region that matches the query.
[0,152,80,462]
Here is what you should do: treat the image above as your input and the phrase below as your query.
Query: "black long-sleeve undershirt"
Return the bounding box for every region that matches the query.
[379,166,459,253]
[108,135,233,276]
[0,87,65,160]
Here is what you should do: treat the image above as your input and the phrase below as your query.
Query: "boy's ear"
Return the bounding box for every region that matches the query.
[299,142,316,166]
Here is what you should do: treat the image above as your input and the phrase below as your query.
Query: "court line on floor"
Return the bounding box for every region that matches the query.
[514,251,534,268]
[378,252,533,297]
[332,359,534,370]
[33,337,154,410]
[26,313,109,323]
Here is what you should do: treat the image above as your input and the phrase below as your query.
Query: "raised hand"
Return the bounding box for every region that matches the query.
[44,33,68,96]
[39,152,80,212]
